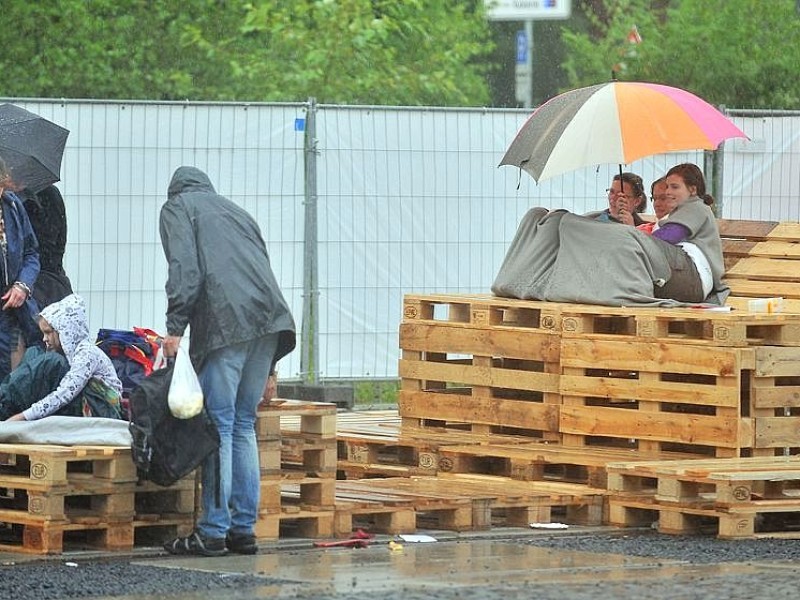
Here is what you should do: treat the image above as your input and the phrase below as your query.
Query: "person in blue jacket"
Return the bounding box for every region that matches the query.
[0,156,41,382]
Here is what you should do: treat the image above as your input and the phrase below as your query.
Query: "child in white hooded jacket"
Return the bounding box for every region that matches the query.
[0,293,123,421]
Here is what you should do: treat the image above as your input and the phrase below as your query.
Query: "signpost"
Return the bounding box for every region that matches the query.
[514,27,532,106]
[485,0,572,21]
[484,0,572,108]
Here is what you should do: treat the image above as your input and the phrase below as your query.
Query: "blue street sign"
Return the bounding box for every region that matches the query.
[516,30,527,64]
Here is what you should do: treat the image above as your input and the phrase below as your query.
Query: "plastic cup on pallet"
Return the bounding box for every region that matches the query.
[747,297,784,313]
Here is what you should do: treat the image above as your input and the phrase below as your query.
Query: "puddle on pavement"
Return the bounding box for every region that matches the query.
[138,539,711,595]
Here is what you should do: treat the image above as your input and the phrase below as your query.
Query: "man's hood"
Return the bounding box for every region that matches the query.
[167,166,216,200]
[39,293,89,358]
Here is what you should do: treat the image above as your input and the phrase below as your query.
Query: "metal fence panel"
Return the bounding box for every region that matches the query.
[724,112,800,220]
[4,99,797,381]
[6,99,306,379]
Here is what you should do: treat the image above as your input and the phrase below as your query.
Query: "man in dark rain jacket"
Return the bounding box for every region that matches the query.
[159,166,296,557]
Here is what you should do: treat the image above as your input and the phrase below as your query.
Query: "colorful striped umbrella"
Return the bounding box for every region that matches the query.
[500,81,748,183]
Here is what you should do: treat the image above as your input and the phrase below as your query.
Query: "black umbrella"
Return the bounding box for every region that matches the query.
[0,103,69,193]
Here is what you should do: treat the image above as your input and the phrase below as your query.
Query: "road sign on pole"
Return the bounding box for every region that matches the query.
[484,0,572,21]
[514,28,532,106]
[485,1,571,108]
[515,30,528,64]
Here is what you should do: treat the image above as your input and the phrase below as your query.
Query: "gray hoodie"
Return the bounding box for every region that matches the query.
[22,294,122,420]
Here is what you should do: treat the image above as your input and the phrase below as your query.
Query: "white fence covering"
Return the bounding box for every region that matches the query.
[4,99,798,379]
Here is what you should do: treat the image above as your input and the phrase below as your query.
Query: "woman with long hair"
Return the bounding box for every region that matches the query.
[648,163,727,303]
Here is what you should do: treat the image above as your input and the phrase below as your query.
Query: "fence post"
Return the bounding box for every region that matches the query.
[300,97,320,384]
[707,105,729,217]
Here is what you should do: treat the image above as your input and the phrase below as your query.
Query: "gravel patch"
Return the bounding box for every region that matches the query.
[0,561,283,600]
[520,530,800,563]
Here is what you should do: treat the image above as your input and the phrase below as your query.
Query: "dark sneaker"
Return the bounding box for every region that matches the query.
[163,531,227,557]
[227,531,258,555]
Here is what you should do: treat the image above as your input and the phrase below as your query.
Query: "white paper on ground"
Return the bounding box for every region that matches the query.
[398,534,438,543]
[529,523,569,529]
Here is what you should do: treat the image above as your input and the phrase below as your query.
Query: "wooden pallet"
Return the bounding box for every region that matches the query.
[436,443,706,488]
[331,475,605,536]
[255,508,336,540]
[0,476,195,552]
[0,514,194,555]
[718,220,800,313]
[0,480,138,522]
[747,346,800,455]
[132,478,196,518]
[0,473,194,521]
[257,399,337,439]
[337,421,533,479]
[402,293,563,331]
[0,444,137,486]
[560,337,753,457]
[403,292,800,346]
[556,305,800,347]
[606,456,800,538]
[258,470,337,512]
[256,400,341,518]
[399,317,560,438]
[332,478,472,534]
[0,443,197,554]
[280,433,337,476]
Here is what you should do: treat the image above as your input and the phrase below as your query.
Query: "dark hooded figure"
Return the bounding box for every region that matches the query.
[20,184,73,308]
[159,166,296,557]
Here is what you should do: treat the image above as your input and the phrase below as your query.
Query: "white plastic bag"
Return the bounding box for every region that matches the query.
[168,347,204,419]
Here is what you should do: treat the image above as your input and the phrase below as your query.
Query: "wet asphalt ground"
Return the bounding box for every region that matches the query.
[1,526,799,600]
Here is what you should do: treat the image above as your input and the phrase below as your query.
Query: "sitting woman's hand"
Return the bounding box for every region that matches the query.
[6,413,26,422]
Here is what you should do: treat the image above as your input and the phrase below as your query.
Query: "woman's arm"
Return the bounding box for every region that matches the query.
[652,222,690,245]
[20,346,98,420]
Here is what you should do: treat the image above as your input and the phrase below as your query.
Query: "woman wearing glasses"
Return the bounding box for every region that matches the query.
[585,172,647,226]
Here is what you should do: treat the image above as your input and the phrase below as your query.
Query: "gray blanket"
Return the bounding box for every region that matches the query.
[0,416,132,446]
[492,208,683,307]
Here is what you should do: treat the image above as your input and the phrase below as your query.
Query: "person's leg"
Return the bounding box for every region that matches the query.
[228,334,278,552]
[0,311,15,383]
[0,348,68,420]
[195,341,251,541]
[10,330,24,372]
[653,242,705,303]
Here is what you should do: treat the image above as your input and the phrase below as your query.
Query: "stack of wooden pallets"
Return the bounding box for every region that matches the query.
[254,403,607,538]
[400,293,800,457]
[382,219,800,538]
[606,456,800,538]
[256,399,338,539]
[0,444,194,554]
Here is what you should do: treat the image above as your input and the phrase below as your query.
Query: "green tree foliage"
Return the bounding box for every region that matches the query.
[562,0,800,108]
[233,0,493,105]
[1,0,493,106]
[1,1,234,100]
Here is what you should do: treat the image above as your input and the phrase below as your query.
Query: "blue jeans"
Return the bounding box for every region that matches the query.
[196,334,278,539]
